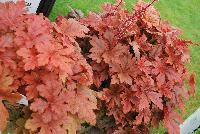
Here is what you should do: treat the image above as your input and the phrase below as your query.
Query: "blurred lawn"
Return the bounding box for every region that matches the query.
[50,0,200,133]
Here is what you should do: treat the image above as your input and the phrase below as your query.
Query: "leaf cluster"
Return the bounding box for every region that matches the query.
[0,0,196,134]
[80,0,195,133]
[0,1,97,134]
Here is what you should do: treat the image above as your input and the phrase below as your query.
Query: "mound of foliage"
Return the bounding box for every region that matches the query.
[0,0,195,134]
[0,1,97,134]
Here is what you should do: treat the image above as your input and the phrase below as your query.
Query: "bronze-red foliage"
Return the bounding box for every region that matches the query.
[0,1,97,133]
[81,0,195,133]
[0,0,196,134]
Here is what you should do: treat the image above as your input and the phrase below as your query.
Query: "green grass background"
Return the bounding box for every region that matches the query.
[50,0,200,133]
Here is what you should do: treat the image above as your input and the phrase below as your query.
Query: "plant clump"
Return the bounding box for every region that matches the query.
[0,1,97,134]
[80,0,195,133]
[0,0,195,134]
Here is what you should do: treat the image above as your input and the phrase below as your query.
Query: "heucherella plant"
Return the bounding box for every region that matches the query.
[0,1,97,134]
[81,0,195,133]
[0,0,195,134]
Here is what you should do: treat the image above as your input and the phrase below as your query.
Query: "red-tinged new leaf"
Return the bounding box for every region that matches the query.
[0,66,14,94]
[109,53,138,85]
[31,74,68,123]
[0,65,21,103]
[17,48,38,71]
[89,36,108,63]
[135,0,160,28]
[81,12,102,31]
[36,43,54,66]
[65,85,97,125]
[25,113,67,134]
[102,43,129,64]
[166,68,182,83]
[120,89,139,114]
[157,74,166,87]
[91,62,109,88]
[50,51,74,75]
[30,97,67,124]
[130,41,140,61]
[36,73,63,100]
[134,34,151,52]
[36,43,74,75]
[0,33,15,49]
[103,85,122,110]
[138,57,152,74]
[134,108,151,125]
[121,99,132,114]
[23,72,40,100]
[0,1,25,30]
[139,93,149,111]
[147,91,163,110]
[26,15,52,38]
[165,46,182,67]
[163,107,183,134]
[57,17,89,38]
[158,82,173,99]
[15,14,52,48]
[30,98,48,114]
[153,58,182,87]
[152,58,166,86]
[118,73,132,85]
[0,49,17,70]
[111,74,120,84]
[70,54,93,85]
